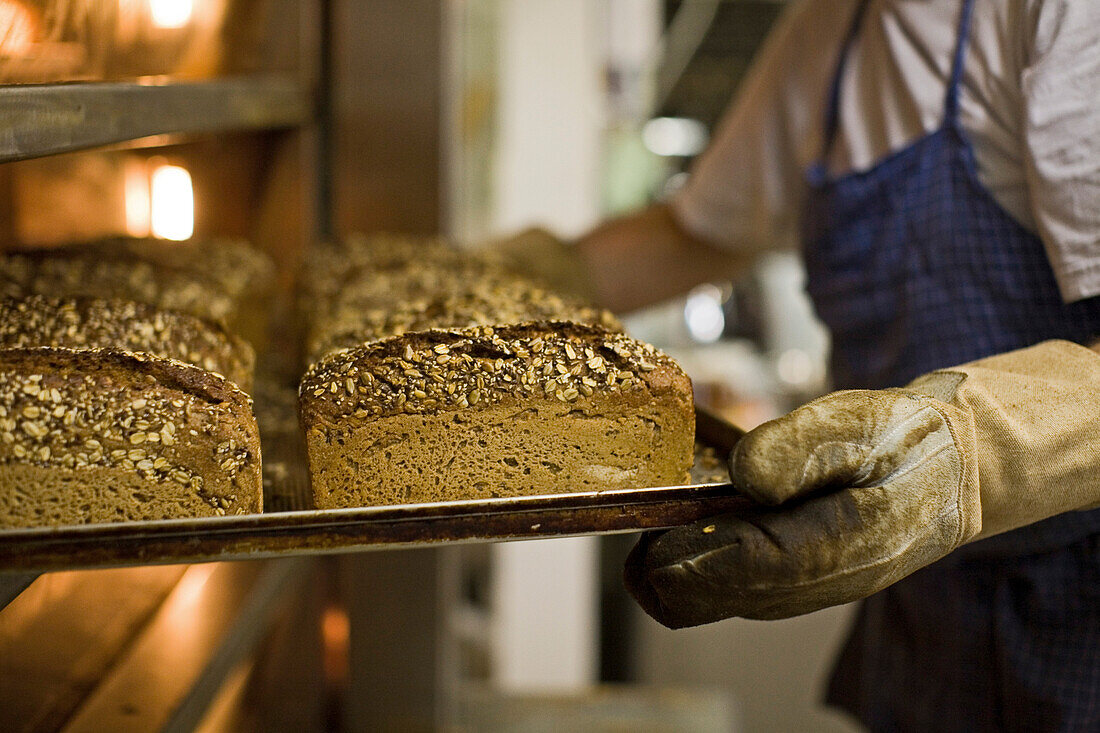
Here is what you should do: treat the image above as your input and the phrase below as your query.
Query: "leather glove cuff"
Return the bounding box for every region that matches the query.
[907,339,1100,540]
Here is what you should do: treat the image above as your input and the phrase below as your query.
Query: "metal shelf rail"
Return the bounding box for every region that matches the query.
[0,76,310,164]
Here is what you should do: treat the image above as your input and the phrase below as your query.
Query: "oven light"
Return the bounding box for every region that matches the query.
[0,1,37,57]
[149,0,193,29]
[170,564,217,612]
[150,164,194,241]
[124,159,152,237]
[321,605,351,685]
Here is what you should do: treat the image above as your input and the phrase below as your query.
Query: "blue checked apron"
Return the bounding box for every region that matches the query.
[800,0,1100,729]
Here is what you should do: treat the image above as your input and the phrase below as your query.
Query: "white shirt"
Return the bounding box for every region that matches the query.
[671,0,1100,302]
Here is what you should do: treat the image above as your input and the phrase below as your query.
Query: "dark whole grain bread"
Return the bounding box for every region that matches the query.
[121,236,276,303]
[0,237,276,346]
[299,322,695,507]
[0,249,234,323]
[307,275,622,365]
[0,347,263,527]
[302,238,511,356]
[122,237,276,347]
[0,295,255,392]
[302,234,504,302]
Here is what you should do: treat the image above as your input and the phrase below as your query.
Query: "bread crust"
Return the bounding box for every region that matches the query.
[0,347,262,527]
[0,237,275,345]
[300,322,694,505]
[0,295,255,392]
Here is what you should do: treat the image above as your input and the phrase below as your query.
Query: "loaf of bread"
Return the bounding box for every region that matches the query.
[302,236,508,344]
[0,348,263,528]
[308,275,622,365]
[125,236,276,348]
[0,249,234,323]
[299,323,695,507]
[120,237,276,307]
[0,295,255,393]
[303,234,503,303]
[0,237,275,345]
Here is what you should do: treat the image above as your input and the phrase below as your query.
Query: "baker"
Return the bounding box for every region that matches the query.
[498,0,1100,728]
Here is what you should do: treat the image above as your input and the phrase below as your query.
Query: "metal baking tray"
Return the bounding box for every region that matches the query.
[0,408,748,574]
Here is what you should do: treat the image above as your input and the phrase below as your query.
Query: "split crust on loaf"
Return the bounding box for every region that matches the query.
[0,295,255,392]
[300,323,695,506]
[0,347,262,527]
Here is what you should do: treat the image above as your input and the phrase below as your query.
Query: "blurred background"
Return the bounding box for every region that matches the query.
[0,0,858,730]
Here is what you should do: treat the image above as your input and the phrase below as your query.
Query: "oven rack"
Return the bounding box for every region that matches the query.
[0,76,310,164]
[0,408,745,579]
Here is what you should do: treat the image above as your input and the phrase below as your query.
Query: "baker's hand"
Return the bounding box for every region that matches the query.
[625,340,1100,627]
[626,385,980,625]
[485,227,597,302]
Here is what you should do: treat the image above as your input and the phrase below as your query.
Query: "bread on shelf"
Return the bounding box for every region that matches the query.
[0,295,255,393]
[0,348,263,528]
[303,233,503,302]
[307,275,622,365]
[0,237,276,346]
[299,322,695,508]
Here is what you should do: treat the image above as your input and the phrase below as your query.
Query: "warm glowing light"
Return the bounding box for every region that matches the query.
[149,0,193,29]
[0,1,38,56]
[124,160,152,237]
[322,605,351,684]
[150,164,194,241]
[171,564,217,610]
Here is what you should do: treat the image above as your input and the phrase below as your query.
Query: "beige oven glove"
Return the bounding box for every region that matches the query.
[486,227,598,303]
[625,339,1100,627]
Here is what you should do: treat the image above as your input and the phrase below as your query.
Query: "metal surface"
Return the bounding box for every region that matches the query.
[0,572,39,610]
[0,76,310,163]
[163,558,312,733]
[60,560,306,732]
[0,566,188,730]
[0,410,746,575]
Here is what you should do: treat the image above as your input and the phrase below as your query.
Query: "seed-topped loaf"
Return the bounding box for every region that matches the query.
[0,347,262,528]
[299,322,695,507]
[304,248,513,353]
[304,234,504,302]
[0,250,234,324]
[0,295,255,393]
[121,237,276,348]
[121,237,276,306]
[308,276,622,365]
[0,237,276,345]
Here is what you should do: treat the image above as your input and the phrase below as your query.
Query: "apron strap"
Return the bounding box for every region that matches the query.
[820,0,872,161]
[943,0,977,126]
[821,0,978,157]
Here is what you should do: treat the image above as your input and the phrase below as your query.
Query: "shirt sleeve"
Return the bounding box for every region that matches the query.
[669,0,859,253]
[1022,0,1100,302]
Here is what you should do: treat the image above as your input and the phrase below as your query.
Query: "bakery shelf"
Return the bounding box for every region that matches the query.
[0,75,310,164]
[0,410,746,576]
[0,559,312,732]
[0,481,748,575]
[65,560,311,733]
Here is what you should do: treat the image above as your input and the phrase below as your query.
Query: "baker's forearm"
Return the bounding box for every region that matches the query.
[576,203,755,313]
